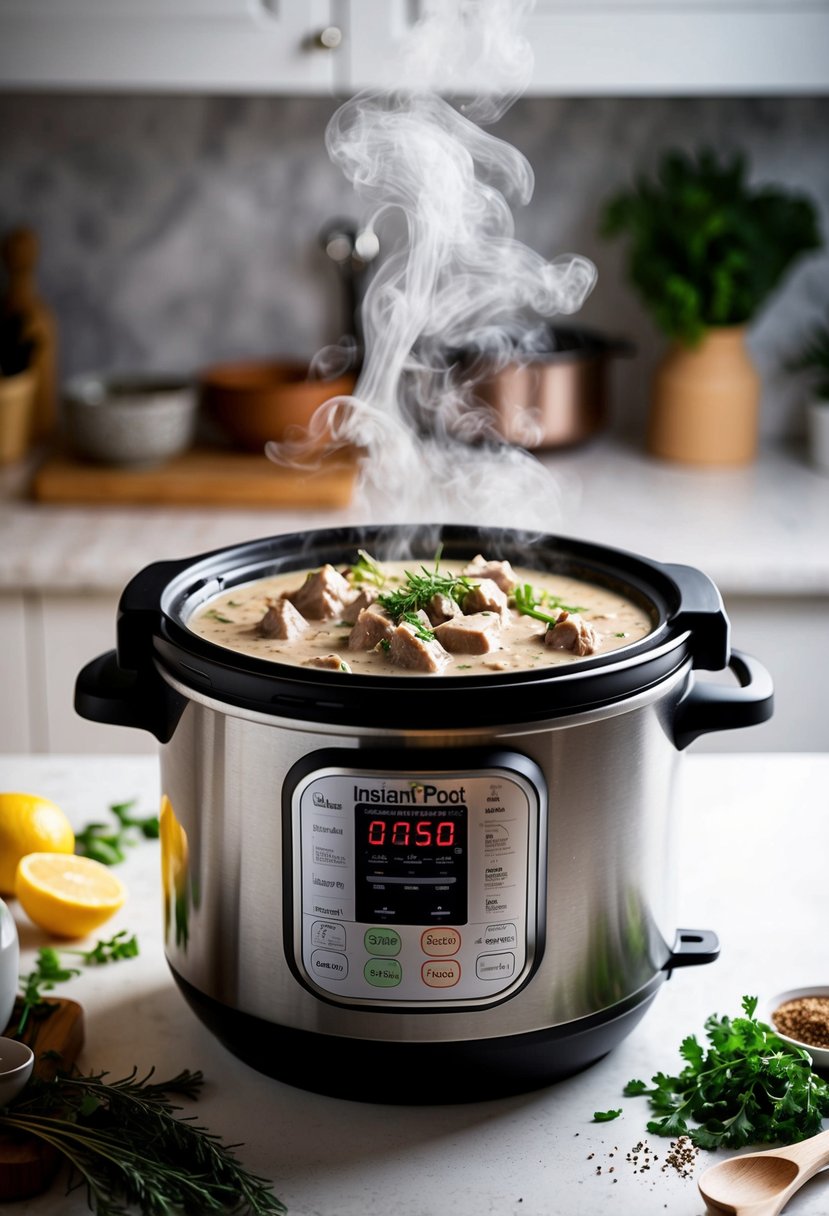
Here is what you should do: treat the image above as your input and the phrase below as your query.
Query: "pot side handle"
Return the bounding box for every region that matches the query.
[75,650,187,743]
[673,649,774,751]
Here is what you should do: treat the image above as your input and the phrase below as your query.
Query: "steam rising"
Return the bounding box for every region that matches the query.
[267,0,596,530]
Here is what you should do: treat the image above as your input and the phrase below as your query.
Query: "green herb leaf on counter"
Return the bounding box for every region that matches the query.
[593,1108,622,1122]
[15,933,140,1036]
[75,798,159,865]
[623,995,829,1149]
[0,1067,286,1216]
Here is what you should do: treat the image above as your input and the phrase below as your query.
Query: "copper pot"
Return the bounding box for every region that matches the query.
[457,327,633,450]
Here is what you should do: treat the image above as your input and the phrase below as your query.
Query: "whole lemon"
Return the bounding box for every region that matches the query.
[0,792,75,895]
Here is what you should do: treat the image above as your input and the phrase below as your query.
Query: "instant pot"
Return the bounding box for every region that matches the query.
[75,525,773,1103]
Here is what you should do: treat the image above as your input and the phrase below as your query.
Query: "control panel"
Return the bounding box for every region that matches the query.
[287,752,546,1007]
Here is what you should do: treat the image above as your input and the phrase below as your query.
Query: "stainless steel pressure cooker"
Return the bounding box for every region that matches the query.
[75,525,773,1104]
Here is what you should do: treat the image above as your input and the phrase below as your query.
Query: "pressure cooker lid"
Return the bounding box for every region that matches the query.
[113,524,730,731]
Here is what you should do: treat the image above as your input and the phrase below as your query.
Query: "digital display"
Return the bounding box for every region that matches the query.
[355,803,467,925]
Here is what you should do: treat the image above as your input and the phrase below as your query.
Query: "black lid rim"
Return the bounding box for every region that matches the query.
[115,523,714,729]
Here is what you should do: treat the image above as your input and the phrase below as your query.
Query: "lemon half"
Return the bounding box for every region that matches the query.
[0,792,75,895]
[15,853,126,938]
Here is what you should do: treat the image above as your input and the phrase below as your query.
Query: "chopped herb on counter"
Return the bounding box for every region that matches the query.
[623,995,829,1148]
[593,1109,622,1122]
[75,798,159,866]
[15,932,139,1035]
[0,1067,286,1216]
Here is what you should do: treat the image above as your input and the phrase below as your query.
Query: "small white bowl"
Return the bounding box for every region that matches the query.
[0,1036,34,1105]
[0,898,19,1034]
[765,986,829,1069]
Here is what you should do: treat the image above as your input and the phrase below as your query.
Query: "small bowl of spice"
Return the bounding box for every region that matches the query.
[767,986,829,1070]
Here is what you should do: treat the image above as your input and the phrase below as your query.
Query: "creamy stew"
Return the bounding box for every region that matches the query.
[188,552,654,677]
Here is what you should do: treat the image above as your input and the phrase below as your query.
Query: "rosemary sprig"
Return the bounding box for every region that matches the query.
[0,1068,285,1216]
[378,566,477,621]
[513,582,585,627]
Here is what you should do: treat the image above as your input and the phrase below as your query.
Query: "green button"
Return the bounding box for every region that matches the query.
[364,958,402,987]
[364,927,402,957]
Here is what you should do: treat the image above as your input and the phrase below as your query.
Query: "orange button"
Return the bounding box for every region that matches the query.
[422,959,461,988]
[421,927,461,956]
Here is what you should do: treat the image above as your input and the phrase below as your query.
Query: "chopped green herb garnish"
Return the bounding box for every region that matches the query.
[378,638,391,652]
[622,995,829,1148]
[513,583,584,626]
[203,608,233,624]
[349,549,387,588]
[593,1108,622,1122]
[401,611,436,642]
[379,567,477,621]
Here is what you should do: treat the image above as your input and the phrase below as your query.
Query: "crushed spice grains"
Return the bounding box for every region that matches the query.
[772,995,829,1048]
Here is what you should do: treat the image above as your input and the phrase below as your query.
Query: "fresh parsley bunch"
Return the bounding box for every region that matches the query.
[624,995,829,1148]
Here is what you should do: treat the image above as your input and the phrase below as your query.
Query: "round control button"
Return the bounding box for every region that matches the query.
[364,958,402,987]
[421,959,461,988]
[421,927,461,957]
[310,949,348,981]
[364,927,402,957]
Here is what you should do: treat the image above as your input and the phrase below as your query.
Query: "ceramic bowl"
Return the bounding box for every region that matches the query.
[0,1037,34,1105]
[0,898,19,1034]
[201,359,356,453]
[764,986,829,1069]
[64,373,198,467]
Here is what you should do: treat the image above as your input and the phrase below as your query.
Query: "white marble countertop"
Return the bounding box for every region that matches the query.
[0,751,827,1216]
[1,436,828,597]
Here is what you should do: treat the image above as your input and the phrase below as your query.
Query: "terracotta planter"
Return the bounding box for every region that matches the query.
[647,325,760,466]
[0,368,35,465]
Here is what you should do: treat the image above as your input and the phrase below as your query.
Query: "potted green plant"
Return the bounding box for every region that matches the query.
[0,312,35,465]
[787,311,829,474]
[601,148,822,465]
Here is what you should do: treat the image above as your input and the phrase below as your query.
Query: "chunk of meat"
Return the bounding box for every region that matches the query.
[388,618,450,673]
[341,587,379,625]
[426,592,461,626]
[544,611,599,657]
[348,604,395,651]
[257,597,309,641]
[433,611,502,655]
[288,564,353,621]
[461,578,508,618]
[462,555,518,594]
[302,653,352,672]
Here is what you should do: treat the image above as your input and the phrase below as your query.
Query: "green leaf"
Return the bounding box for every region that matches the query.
[593,1108,622,1122]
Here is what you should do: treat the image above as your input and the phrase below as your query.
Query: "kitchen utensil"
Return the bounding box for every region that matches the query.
[201,359,356,453]
[441,326,633,449]
[698,1127,829,1216]
[74,524,773,1104]
[0,899,19,1032]
[0,1038,33,1106]
[319,216,381,354]
[64,373,198,467]
[765,986,829,1069]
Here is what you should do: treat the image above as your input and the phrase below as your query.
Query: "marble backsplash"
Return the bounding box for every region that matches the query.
[0,92,827,439]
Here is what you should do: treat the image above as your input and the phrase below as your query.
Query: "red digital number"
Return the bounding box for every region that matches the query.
[436,821,455,847]
[415,821,432,847]
[391,820,410,846]
[368,819,386,846]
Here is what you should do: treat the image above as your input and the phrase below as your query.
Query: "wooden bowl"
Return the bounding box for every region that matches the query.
[201,359,357,453]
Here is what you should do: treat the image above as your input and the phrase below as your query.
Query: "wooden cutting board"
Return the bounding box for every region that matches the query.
[0,998,85,1201]
[31,447,358,508]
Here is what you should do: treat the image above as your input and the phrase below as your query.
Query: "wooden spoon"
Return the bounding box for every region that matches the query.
[698,1128,829,1215]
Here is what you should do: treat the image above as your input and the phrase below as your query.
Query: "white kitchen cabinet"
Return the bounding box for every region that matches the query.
[0,0,346,93]
[0,0,827,95]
